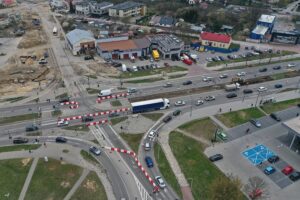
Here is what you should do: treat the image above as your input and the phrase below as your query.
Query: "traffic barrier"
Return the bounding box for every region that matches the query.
[60,101,79,109]
[105,146,159,192]
[86,119,109,127]
[96,93,129,103]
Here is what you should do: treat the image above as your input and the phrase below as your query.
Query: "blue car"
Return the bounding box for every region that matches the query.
[264,166,276,175]
[145,156,154,168]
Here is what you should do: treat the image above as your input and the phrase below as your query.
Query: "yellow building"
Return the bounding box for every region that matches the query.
[199,32,232,49]
[109,1,146,18]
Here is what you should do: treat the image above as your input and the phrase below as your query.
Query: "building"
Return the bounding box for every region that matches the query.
[250,14,276,41]
[282,117,300,151]
[199,32,232,49]
[147,34,185,59]
[90,2,113,16]
[250,25,269,40]
[270,18,300,45]
[108,1,146,18]
[66,29,95,55]
[1,0,15,6]
[96,37,150,59]
[75,2,90,15]
[149,16,176,27]
[257,14,276,30]
[49,0,65,8]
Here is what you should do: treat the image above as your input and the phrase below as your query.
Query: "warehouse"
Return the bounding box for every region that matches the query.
[271,19,300,44]
[66,29,96,55]
[250,14,276,41]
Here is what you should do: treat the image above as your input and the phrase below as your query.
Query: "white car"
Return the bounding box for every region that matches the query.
[237,72,246,77]
[204,95,215,101]
[132,66,138,72]
[219,74,228,79]
[195,99,204,106]
[148,130,156,140]
[287,63,296,68]
[89,146,101,155]
[57,120,69,127]
[257,86,268,92]
[155,176,166,188]
[206,57,213,62]
[202,77,213,82]
[174,100,186,106]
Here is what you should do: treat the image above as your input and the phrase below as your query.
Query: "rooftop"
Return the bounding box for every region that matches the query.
[98,39,137,51]
[90,1,113,8]
[66,29,95,45]
[200,32,231,43]
[283,117,300,136]
[147,34,183,50]
[159,16,175,26]
[258,14,276,24]
[252,25,269,35]
[110,1,144,11]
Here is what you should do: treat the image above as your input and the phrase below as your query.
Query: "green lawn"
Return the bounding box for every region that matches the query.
[154,143,182,198]
[0,158,33,200]
[261,98,300,114]
[110,100,122,107]
[120,133,143,153]
[26,131,42,136]
[0,144,41,153]
[0,113,40,125]
[120,66,187,78]
[168,74,187,79]
[125,77,164,83]
[25,158,83,200]
[141,113,164,121]
[63,125,90,132]
[86,88,99,94]
[216,108,265,128]
[71,171,107,200]
[55,92,68,99]
[51,110,62,117]
[178,117,218,141]
[80,150,99,165]
[169,131,245,199]
[110,116,128,125]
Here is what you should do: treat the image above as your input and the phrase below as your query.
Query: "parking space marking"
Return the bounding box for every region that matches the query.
[242,144,275,165]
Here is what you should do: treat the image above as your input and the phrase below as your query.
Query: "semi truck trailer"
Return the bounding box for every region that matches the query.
[225,83,240,91]
[131,98,170,113]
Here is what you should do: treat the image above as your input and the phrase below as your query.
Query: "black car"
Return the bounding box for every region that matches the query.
[13,137,29,144]
[173,110,181,116]
[270,113,281,121]
[227,55,234,59]
[163,115,172,123]
[243,89,253,94]
[226,93,237,98]
[182,80,192,85]
[84,55,94,60]
[298,103,300,108]
[109,112,120,117]
[274,84,283,88]
[209,154,223,162]
[25,125,39,132]
[273,66,281,70]
[56,137,67,143]
[268,155,279,163]
[82,116,94,122]
[259,68,267,72]
[59,97,70,103]
[289,172,300,182]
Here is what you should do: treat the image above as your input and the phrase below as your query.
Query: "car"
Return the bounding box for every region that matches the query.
[182,80,192,85]
[164,63,170,67]
[289,172,300,181]
[219,74,228,79]
[173,110,181,116]
[82,116,94,122]
[264,166,276,175]
[13,137,29,144]
[274,84,283,88]
[163,115,172,123]
[195,99,204,106]
[214,56,221,61]
[57,120,69,127]
[203,77,213,82]
[217,131,227,141]
[175,100,186,106]
[273,65,281,70]
[25,124,39,132]
[209,154,223,162]
[109,112,120,117]
[84,55,93,60]
[270,113,281,121]
[155,176,166,188]
[257,86,268,92]
[150,58,154,63]
[287,63,296,68]
[249,118,262,128]
[282,165,294,175]
[259,68,267,72]
[243,89,253,94]
[205,95,215,101]
[144,142,151,151]
[145,156,154,168]
[55,136,67,143]
[249,189,262,199]
[163,82,173,88]
[227,55,234,59]
[128,88,137,93]
[132,66,138,72]
[59,97,70,103]
[139,56,144,61]
[89,146,101,155]
[226,93,237,98]
[268,155,280,163]
[206,57,213,62]
[218,56,225,61]
[211,57,217,62]
[148,130,156,140]
[237,72,246,77]
[39,58,47,64]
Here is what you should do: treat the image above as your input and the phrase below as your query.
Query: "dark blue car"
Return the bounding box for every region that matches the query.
[145,156,154,168]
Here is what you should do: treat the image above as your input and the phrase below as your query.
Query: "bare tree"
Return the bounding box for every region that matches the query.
[244,176,270,200]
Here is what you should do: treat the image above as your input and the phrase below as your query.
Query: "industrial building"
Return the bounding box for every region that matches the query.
[199,32,232,49]
[270,19,300,45]
[250,14,276,41]
[108,1,146,17]
[66,29,96,55]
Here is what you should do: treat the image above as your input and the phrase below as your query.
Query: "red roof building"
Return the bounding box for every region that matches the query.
[199,32,232,49]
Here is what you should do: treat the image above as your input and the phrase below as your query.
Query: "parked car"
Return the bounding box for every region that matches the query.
[195,99,204,106]
[259,68,267,72]
[203,77,213,82]
[173,110,181,116]
[209,154,223,162]
[289,172,300,182]
[206,57,213,62]
[82,116,94,122]
[13,137,29,144]
[109,112,120,117]
[243,89,253,94]
[249,189,262,199]
[218,56,225,61]
[163,115,172,123]
[257,86,268,92]
[164,63,170,67]
[282,165,294,175]
[205,95,215,101]
[59,97,70,103]
[274,84,283,88]
[89,146,101,155]
[287,63,296,68]
[84,55,94,60]
[145,156,154,168]
[268,155,279,163]
[264,166,276,175]
[55,136,67,143]
[148,130,156,140]
[175,100,186,106]
[237,72,246,77]
[249,119,262,128]
[226,93,237,98]
[219,74,228,79]
[227,55,234,59]
[155,176,166,188]
[25,124,39,132]
[273,66,281,70]
[270,113,281,121]
[57,119,69,127]
[182,80,192,85]
[163,82,173,88]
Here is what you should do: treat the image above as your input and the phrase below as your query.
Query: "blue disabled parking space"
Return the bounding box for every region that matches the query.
[242,144,275,165]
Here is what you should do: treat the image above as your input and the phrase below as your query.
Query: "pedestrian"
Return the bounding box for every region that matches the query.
[246,128,250,133]
[29,149,32,153]
[219,108,222,112]
[60,157,63,161]
[120,126,123,130]
[44,142,47,148]
[251,103,253,107]
[297,113,299,117]
[229,108,232,112]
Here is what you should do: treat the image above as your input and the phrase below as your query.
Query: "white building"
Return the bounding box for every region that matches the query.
[90,2,113,16]
[75,2,90,15]
[66,29,96,55]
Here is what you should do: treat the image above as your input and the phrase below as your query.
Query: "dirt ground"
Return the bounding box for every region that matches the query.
[72,61,120,78]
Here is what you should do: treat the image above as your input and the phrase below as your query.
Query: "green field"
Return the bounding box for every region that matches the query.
[110,116,128,125]
[120,66,187,78]
[63,125,90,132]
[0,144,41,153]
[51,110,62,117]
[154,143,182,198]
[168,74,187,79]
[71,171,107,200]
[80,150,99,165]
[216,108,265,128]
[110,100,122,107]
[125,77,164,83]
[142,113,164,121]
[0,158,33,200]
[25,158,83,200]
[261,98,300,114]
[0,113,40,125]
[120,133,143,153]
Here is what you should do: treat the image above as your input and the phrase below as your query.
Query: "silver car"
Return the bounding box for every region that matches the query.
[155,176,166,188]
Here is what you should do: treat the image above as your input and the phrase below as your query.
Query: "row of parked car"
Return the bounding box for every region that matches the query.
[128,63,162,72]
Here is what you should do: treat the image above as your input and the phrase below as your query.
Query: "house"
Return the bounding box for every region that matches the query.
[108,1,146,18]
[90,2,114,16]
[75,2,90,15]
[149,16,176,27]
[66,29,96,55]
[199,32,232,49]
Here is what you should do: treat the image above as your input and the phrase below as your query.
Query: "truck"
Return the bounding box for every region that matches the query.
[183,58,192,65]
[225,83,240,91]
[53,26,57,35]
[98,89,112,97]
[131,98,170,113]
[152,50,159,61]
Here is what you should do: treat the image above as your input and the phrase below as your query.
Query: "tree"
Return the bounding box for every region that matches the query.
[244,176,269,200]
[208,174,244,200]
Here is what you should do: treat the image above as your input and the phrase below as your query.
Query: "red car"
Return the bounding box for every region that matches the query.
[282,165,294,175]
[183,59,192,65]
[249,189,262,199]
